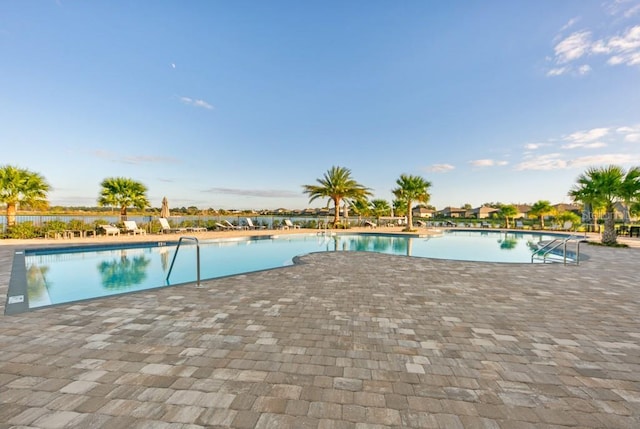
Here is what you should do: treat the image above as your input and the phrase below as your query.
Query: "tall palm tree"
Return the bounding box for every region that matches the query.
[392,174,432,231]
[98,177,150,222]
[569,165,640,245]
[370,199,391,225]
[529,200,554,229]
[302,166,372,227]
[0,165,50,227]
[618,166,640,223]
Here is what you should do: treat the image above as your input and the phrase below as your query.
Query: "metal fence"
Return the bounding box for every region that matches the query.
[0,214,339,235]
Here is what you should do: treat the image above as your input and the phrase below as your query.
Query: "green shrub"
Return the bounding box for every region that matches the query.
[7,221,41,239]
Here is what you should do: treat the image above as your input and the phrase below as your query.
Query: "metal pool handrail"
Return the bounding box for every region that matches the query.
[166,236,201,287]
[532,235,584,265]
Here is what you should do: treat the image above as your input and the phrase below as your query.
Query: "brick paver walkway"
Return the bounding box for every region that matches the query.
[1,232,639,428]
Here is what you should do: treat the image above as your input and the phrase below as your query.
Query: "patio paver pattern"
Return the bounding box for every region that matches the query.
[1,233,639,428]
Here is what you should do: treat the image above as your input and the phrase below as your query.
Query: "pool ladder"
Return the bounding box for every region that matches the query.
[531,235,585,265]
[166,236,201,287]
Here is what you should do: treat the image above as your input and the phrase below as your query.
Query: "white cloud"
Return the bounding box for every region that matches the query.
[426,164,455,173]
[560,17,580,32]
[469,159,508,167]
[547,67,569,76]
[524,142,551,150]
[578,64,592,74]
[547,6,640,76]
[567,153,640,167]
[179,96,214,110]
[614,125,640,142]
[554,31,592,63]
[625,133,640,143]
[515,153,567,171]
[562,141,607,149]
[564,127,610,143]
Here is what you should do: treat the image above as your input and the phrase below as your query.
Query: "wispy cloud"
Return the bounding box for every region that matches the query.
[564,127,610,144]
[554,30,592,63]
[547,1,640,76]
[560,17,580,32]
[426,164,455,173]
[204,187,300,198]
[516,153,566,170]
[617,124,640,142]
[562,141,607,149]
[524,142,550,150]
[516,152,640,171]
[469,159,508,167]
[179,96,214,110]
[93,150,180,165]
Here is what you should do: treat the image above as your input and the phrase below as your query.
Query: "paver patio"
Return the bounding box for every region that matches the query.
[1,231,639,428]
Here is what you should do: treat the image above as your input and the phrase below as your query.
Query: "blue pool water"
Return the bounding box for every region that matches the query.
[10,230,568,312]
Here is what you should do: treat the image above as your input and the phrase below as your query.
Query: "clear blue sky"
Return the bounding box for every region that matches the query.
[3,1,640,211]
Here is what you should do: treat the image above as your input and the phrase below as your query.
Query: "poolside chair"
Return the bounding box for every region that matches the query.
[223,219,244,230]
[123,220,146,235]
[364,220,377,228]
[245,218,265,230]
[562,221,573,231]
[515,220,524,229]
[100,224,120,236]
[158,218,186,233]
[283,219,300,230]
[215,222,231,231]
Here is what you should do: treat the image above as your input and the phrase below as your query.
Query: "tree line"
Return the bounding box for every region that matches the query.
[2,164,639,245]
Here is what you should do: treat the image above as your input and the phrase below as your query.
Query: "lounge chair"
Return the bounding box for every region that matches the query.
[416,220,427,228]
[123,220,146,235]
[515,220,524,229]
[364,220,377,228]
[158,217,187,233]
[562,221,573,231]
[215,222,231,231]
[223,219,244,230]
[283,219,300,230]
[246,218,265,230]
[100,224,120,236]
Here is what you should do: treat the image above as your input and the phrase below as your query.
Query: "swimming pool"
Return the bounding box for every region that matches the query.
[6,230,571,314]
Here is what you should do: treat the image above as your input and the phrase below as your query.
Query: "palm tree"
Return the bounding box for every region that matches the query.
[529,200,554,229]
[0,165,50,227]
[618,166,640,223]
[569,165,640,245]
[499,204,518,228]
[98,177,150,222]
[302,166,372,227]
[392,174,432,231]
[349,198,371,225]
[370,199,391,225]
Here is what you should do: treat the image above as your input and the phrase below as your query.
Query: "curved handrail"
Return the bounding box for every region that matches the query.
[532,235,584,265]
[166,236,201,287]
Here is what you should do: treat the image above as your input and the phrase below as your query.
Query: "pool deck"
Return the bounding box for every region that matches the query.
[1,228,639,428]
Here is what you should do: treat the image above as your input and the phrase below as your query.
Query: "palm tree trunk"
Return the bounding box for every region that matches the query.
[6,203,17,227]
[120,206,128,222]
[602,208,617,245]
[404,199,413,231]
[333,198,341,227]
[540,216,544,229]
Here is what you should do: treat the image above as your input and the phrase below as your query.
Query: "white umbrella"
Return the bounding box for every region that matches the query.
[160,197,170,218]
